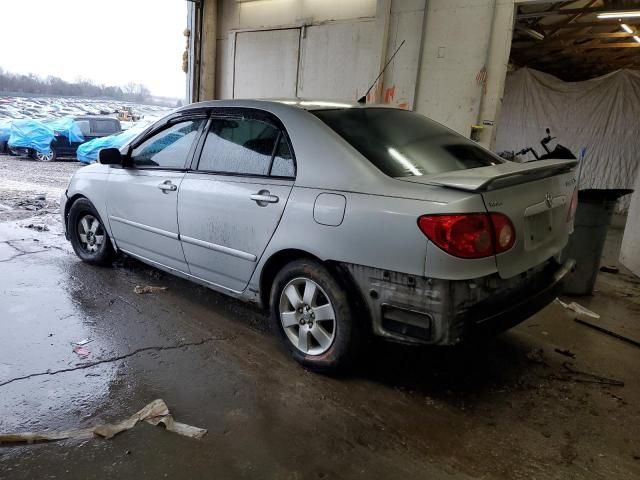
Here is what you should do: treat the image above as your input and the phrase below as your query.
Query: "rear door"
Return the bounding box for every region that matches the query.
[107,116,206,271]
[178,111,295,292]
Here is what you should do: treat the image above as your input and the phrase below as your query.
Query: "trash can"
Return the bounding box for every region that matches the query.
[562,189,633,295]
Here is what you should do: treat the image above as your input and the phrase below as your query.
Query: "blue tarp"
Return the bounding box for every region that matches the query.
[0,120,11,142]
[7,117,85,154]
[8,119,54,154]
[45,117,84,143]
[76,127,144,164]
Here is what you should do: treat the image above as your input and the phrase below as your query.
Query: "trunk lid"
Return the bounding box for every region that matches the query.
[400,159,578,278]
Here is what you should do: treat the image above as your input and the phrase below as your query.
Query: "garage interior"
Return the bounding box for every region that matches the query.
[1,1,640,479]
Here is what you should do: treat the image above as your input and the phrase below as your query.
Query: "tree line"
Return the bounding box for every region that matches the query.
[0,68,151,102]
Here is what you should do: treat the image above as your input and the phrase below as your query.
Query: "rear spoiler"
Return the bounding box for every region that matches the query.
[399,159,578,192]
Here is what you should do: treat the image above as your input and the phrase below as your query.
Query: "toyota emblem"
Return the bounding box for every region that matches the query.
[545,193,553,209]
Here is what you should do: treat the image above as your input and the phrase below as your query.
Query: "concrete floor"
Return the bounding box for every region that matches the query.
[0,155,639,479]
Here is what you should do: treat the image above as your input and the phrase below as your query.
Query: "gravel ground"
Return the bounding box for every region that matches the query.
[0,154,81,222]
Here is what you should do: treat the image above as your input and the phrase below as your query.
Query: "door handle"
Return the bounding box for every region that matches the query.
[158,180,177,193]
[250,190,279,206]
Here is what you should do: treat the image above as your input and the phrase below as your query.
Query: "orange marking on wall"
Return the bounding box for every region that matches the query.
[384,86,396,104]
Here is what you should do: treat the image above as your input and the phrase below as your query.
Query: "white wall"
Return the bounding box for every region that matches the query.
[214,0,390,101]
[218,0,376,33]
[380,0,427,109]
[413,0,517,145]
[202,0,544,148]
[620,172,640,277]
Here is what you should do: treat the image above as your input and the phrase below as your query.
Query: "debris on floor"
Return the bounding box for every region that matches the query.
[0,399,207,444]
[72,338,92,346]
[72,346,90,357]
[24,223,49,232]
[557,362,624,387]
[600,265,620,274]
[526,348,547,365]
[556,299,600,320]
[574,318,640,349]
[134,285,168,295]
[554,348,576,359]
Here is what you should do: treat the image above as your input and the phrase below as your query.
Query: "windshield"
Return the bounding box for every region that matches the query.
[312,108,503,178]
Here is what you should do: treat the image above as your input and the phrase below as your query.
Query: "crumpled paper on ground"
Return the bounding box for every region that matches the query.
[0,399,206,444]
[556,299,600,320]
[134,285,168,294]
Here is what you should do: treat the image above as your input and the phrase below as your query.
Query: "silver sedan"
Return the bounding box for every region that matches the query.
[61,100,577,371]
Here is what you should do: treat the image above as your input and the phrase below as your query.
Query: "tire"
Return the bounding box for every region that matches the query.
[35,148,56,162]
[269,258,361,372]
[68,198,115,266]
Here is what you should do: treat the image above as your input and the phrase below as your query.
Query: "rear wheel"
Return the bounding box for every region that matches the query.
[35,149,56,162]
[270,259,360,372]
[68,198,115,266]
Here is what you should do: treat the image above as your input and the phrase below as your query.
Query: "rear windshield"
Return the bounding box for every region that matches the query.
[312,108,503,177]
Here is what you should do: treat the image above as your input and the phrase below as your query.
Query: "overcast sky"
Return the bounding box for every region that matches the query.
[0,0,187,98]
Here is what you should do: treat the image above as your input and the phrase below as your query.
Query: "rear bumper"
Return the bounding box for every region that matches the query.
[463,259,574,338]
[343,258,574,346]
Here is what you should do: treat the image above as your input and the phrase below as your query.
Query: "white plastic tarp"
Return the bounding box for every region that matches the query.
[496,68,640,212]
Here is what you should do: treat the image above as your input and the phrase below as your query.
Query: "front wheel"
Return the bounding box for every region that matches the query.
[68,198,115,265]
[270,259,361,372]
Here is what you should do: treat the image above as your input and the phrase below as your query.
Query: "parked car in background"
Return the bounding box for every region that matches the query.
[34,116,122,161]
[61,100,578,371]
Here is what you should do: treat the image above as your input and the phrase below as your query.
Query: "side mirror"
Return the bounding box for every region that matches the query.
[98,148,122,165]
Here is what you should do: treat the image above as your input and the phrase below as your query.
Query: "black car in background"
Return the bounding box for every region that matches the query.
[34,116,122,162]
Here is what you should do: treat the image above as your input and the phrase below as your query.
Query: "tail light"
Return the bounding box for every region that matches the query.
[418,213,515,259]
[567,188,578,223]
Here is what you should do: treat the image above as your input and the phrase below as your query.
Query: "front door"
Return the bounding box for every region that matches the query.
[178,113,296,292]
[107,117,205,272]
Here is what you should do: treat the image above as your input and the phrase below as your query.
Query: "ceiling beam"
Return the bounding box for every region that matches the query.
[543,0,600,38]
[511,32,637,49]
[517,6,640,20]
[577,42,640,48]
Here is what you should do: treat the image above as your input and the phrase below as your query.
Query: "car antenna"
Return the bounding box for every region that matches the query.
[357,40,405,105]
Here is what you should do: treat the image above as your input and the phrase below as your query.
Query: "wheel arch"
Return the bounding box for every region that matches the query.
[65,194,117,251]
[64,193,88,229]
[259,249,371,329]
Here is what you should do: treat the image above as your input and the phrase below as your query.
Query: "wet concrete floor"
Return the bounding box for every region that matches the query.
[0,155,639,479]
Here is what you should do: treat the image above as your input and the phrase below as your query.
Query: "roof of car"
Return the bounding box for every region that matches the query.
[73,116,120,121]
[177,99,401,113]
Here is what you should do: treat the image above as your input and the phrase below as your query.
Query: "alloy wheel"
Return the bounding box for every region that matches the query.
[77,214,105,254]
[279,277,336,356]
[36,150,54,162]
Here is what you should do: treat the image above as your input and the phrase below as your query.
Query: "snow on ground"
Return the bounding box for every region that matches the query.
[0,95,172,123]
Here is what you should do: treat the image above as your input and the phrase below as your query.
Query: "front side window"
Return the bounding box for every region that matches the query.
[312,108,503,178]
[198,118,294,177]
[131,119,203,168]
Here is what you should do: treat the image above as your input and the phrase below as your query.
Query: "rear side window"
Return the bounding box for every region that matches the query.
[198,118,294,177]
[92,119,119,135]
[75,120,91,137]
[270,135,295,177]
[312,108,503,178]
[131,119,204,168]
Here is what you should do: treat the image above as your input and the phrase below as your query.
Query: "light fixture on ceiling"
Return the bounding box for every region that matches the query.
[597,11,640,19]
[621,23,634,34]
[634,35,640,44]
